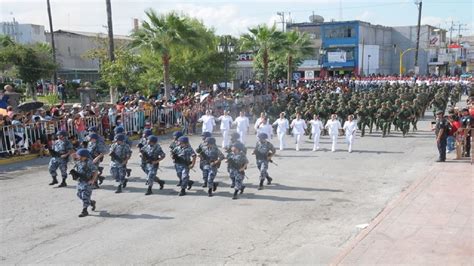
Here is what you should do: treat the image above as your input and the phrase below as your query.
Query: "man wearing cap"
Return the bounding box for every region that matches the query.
[73,149,98,218]
[272,112,289,151]
[217,110,233,149]
[87,133,108,187]
[198,109,216,134]
[226,132,247,188]
[114,126,133,177]
[140,135,166,195]
[170,131,184,186]
[434,111,449,162]
[233,111,250,144]
[460,108,472,157]
[252,133,276,190]
[325,114,342,152]
[196,131,212,187]
[227,142,248,200]
[48,130,74,187]
[173,136,196,196]
[109,133,132,193]
[200,137,225,197]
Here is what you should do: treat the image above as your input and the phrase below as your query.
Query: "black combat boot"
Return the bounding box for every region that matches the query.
[258,180,264,190]
[122,178,128,188]
[176,181,182,187]
[98,167,104,176]
[179,188,186,196]
[158,179,165,190]
[187,180,194,190]
[78,208,88,218]
[208,188,213,197]
[115,184,122,193]
[154,176,160,182]
[230,183,235,188]
[92,181,100,189]
[98,175,105,185]
[240,185,245,194]
[232,190,239,200]
[266,176,273,185]
[145,186,153,195]
[57,178,67,187]
[49,176,58,186]
[126,168,132,177]
[202,182,207,188]
[91,200,96,211]
[213,182,218,192]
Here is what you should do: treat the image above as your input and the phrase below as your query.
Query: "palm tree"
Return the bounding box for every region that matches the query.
[240,25,283,93]
[282,30,313,86]
[131,10,200,98]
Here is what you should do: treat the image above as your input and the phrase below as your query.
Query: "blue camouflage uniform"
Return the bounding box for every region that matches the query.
[228,152,248,191]
[173,145,196,190]
[141,143,166,188]
[109,142,132,185]
[254,140,275,181]
[196,142,207,171]
[169,141,182,184]
[138,137,148,172]
[74,158,98,208]
[226,140,246,187]
[201,145,225,188]
[48,139,73,179]
[87,141,107,166]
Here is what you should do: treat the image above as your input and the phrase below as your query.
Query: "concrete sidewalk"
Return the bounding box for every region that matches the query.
[333,158,473,265]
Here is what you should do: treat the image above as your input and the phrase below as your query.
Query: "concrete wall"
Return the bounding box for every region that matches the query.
[391,25,432,75]
[0,22,45,44]
[358,23,393,75]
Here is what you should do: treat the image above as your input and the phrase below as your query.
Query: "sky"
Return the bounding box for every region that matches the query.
[0,0,472,37]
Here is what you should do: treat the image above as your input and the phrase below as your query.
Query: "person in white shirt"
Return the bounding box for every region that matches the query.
[272,112,289,150]
[343,115,358,153]
[309,114,324,151]
[217,110,233,148]
[290,113,307,151]
[233,111,250,144]
[254,112,266,134]
[325,114,342,152]
[256,117,273,140]
[198,109,216,133]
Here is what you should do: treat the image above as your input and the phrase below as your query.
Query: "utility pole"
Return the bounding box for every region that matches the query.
[414,0,422,75]
[456,23,468,43]
[105,0,115,103]
[46,0,57,95]
[277,12,285,32]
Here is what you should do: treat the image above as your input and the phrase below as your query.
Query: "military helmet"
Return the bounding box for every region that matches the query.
[114,126,125,134]
[115,133,126,142]
[143,128,152,137]
[88,126,98,132]
[177,136,189,143]
[205,137,216,145]
[257,133,268,140]
[89,133,99,140]
[173,131,183,139]
[201,131,212,139]
[56,130,67,137]
[147,135,158,143]
[231,132,240,140]
[76,148,90,158]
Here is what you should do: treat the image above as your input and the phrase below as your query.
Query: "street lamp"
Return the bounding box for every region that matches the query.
[399,48,416,77]
[367,54,371,76]
[217,36,235,91]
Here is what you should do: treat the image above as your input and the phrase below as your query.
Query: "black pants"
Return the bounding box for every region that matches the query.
[437,137,447,161]
[465,135,471,157]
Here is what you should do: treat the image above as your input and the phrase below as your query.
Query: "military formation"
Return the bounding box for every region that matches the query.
[45,81,467,218]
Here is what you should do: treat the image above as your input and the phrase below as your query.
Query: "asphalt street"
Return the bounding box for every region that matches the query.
[0,117,440,264]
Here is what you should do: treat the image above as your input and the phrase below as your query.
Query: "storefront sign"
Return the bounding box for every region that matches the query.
[328,51,347,63]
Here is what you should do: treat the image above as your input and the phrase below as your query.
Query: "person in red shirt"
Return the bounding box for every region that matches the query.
[447,115,461,153]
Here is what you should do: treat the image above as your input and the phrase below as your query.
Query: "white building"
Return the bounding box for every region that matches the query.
[0,21,46,44]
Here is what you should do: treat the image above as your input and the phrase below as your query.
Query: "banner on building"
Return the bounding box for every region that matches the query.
[304,71,314,79]
[328,51,347,63]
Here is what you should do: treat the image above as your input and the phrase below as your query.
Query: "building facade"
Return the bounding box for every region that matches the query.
[0,21,46,44]
[46,30,130,81]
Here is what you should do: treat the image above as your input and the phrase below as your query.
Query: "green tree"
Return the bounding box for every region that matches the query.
[281,30,313,85]
[0,35,57,101]
[131,9,202,98]
[240,25,283,93]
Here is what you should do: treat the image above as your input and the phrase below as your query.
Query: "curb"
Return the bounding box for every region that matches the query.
[0,126,183,166]
[330,164,439,265]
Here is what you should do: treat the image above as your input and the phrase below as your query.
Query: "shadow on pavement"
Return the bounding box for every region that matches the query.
[0,157,50,173]
[355,150,404,154]
[95,210,174,220]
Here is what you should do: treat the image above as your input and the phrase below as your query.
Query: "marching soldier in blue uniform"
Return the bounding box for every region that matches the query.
[87,126,106,178]
[173,136,196,196]
[138,129,153,173]
[114,126,133,177]
[48,130,74,187]
[170,131,184,186]
[226,143,248,200]
[140,135,166,195]
[226,132,247,188]
[253,133,276,190]
[109,133,132,193]
[196,131,212,187]
[71,149,98,218]
[200,137,225,197]
[87,133,108,188]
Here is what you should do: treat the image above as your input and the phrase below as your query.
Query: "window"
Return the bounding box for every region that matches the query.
[325,26,355,38]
